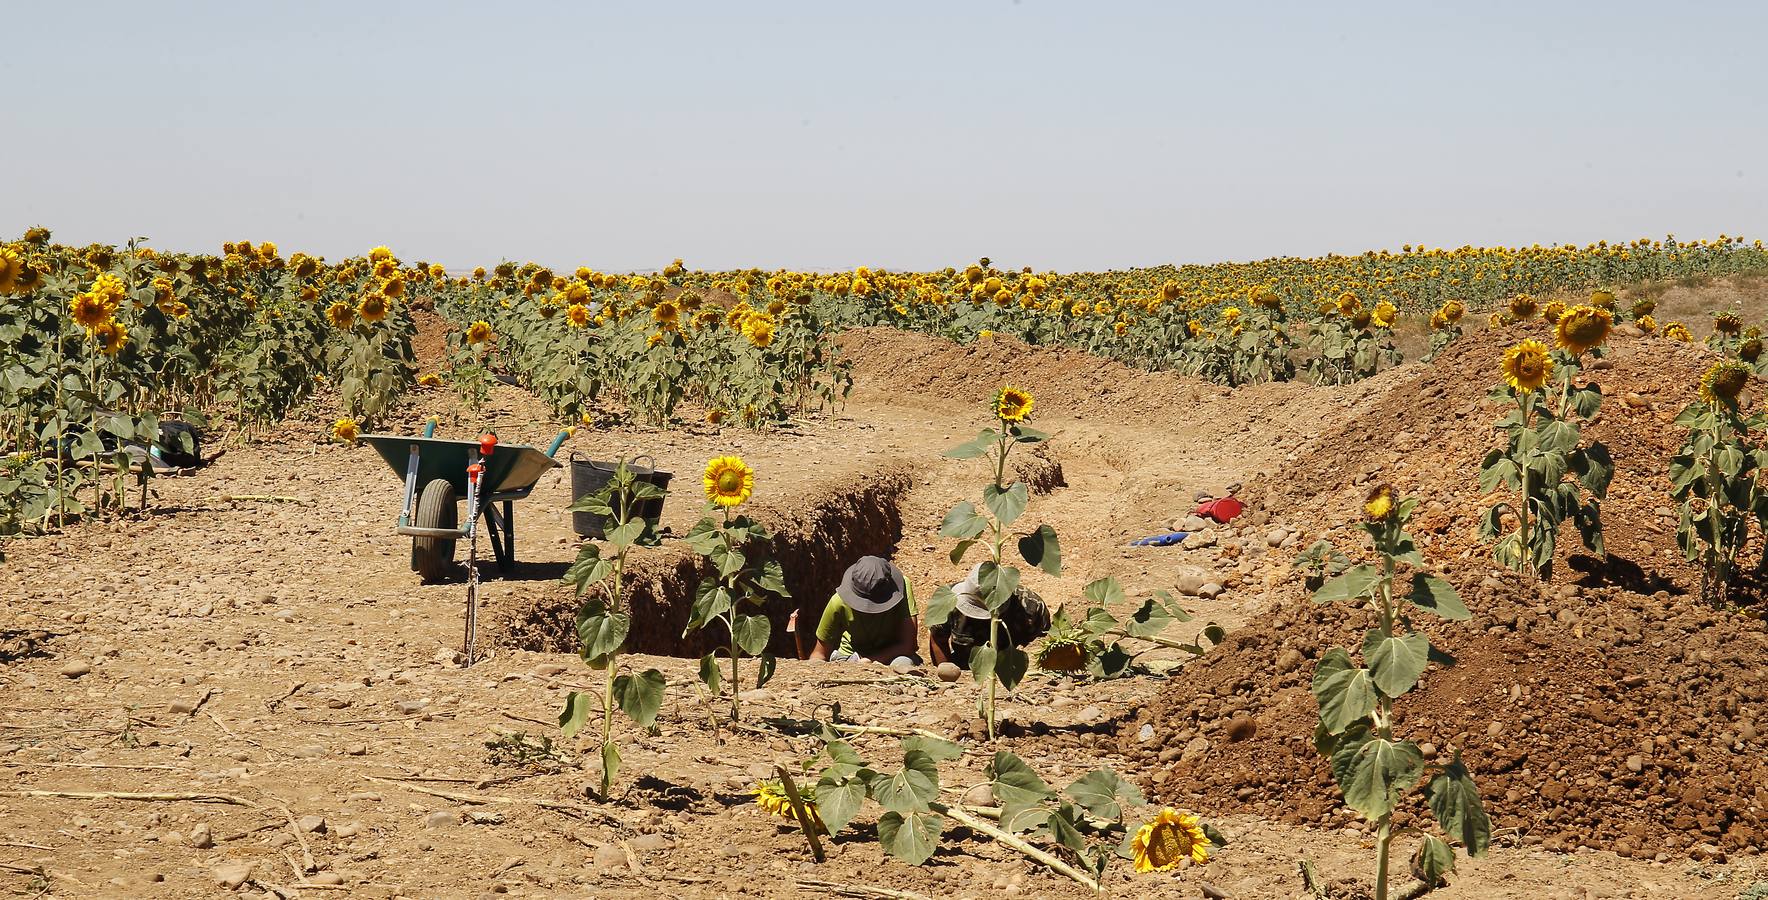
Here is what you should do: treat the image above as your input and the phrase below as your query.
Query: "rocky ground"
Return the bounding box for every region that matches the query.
[1,328,1762,899]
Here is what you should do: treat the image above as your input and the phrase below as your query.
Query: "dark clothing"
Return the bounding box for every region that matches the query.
[931,587,1051,668]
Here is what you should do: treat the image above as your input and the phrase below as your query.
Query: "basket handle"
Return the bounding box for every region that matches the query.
[628,454,655,471]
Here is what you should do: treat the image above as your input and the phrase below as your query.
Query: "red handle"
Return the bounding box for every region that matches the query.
[467,462,484,483]
[479,433,498,456]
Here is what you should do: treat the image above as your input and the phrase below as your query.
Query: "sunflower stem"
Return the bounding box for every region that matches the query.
[1374,819,1394,900]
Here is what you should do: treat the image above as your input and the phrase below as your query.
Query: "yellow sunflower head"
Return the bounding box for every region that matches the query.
[1221,306,1242,324]
[1336,292,1360,316]
[1363,484,1395,523]
[744,317,776,348]
[995,385,1034,423]
[1131,808,1211,872]
[357,291,389,324]
[1589,289,1617,310]
[68,292,115,330]
[1371,300,1397,329]
[1630,297,1656,320]
[1540,300,1567,325]
[565,303,592,328]
[1740,336,1763,363]
[1699,360,1752,406]
[418,373,442,387]
[1663,321,1692,343]
[753,780,824,831]
[380,275,406,299]
[466,320,493,345]
[1442,299,1466,323]
[1637,314,1657,334]
[654,301,680,325]
[1553,305,1612,355]
[325,300,355,329]
[331,418,360,443]
[703,455,755,508]
[1500,339,1554,392]
[1508,293,1538,319]
[1714,311,1744,335]
[91,320,128,355]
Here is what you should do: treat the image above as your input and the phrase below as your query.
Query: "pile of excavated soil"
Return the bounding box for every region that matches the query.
[1120,325,1768,860]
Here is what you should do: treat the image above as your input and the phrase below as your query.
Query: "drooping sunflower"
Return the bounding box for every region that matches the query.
[91,320,128,356]
[68,292,115,330]
[565,303,592,328]
[1630,297,1656,320]
[1364,484,1396,523]
[1714,311,1744,335]
[325,300,355,329]
[417,373,442,387]
[1553,305,1612,355]
[1637,314,1658,334]
[1589,289,1617,310]
[1336,292,1360,316]
[331,418,360,443]
[1540,300,1567,325]
[995,385,1034,423]
[167,300,191,320]
[0,248,25,294]
[1699,360,1752,406]
[466,320,493,345]
[753,780,825,831]
[703,455,754,508]
[653,300,680,327]
[1508,293,1538,320]
[1036,616,1090,674]
[1500,339,1554,392]
[357,291,389,324]
[1663,321,1693,343]
[1740,336,1763,363]
[1441,299,1466,323]
[1131,808,1212,872]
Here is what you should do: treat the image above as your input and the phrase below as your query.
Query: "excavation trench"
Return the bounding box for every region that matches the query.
[488,461,916,658]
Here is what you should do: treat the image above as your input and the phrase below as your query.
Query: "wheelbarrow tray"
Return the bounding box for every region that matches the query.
[361,434,560,499]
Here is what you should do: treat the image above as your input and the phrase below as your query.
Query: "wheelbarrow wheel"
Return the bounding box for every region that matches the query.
[412,478,458,583]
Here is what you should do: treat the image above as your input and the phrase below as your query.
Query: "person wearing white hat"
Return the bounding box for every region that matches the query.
[928,562,1050,669]
[810,556,921,667]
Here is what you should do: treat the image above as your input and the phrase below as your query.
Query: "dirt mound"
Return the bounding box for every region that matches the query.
[410,307,453,374]
[490,462,914,657]
[1119,325,1768,859]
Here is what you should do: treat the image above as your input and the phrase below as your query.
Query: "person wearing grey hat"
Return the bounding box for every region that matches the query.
[928,562,1051,669]
[810,555,921,667]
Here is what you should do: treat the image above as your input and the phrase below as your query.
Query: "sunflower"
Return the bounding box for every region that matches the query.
[1500,340,1554,392]
[1553,305,1612,355]
[1637,314,1658,334]
[1363,484,1395,522]
[744,318,776,348]
[995,385,1034,422]
[418,373,442,387]
[1371,300,1397,329]
[1741,337,1763,363]
[1441,299,1466,323]
[1540,300,1567,325]
[325,300,355,329]
[0,247,28,293]
[368,245,394,262]
[466,320,493,345]
[703,455,754,508]
[753,780,825,832]
[565,303,592,328]
[1714,311,1744,335]
[380,275,406,299]
[1663,322,1693,343]
[1699,360,1752,405]
[357,291,389,324]
[1508,294,1538,319]
[91,320,128,355]
[1589,289,1617,310]
[68,292,115,330]
[706,408,726,425]
[653,300,680,326]
[1336,292,1360,316]
[1630,297,1657,320]
[167,300,191,320]
[331,418,360,443]
[1131,808,1212,872]
[1221,306,1242,324]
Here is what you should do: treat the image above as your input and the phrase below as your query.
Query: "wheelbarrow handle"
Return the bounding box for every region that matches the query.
[423,419,438,439]
[543,429,571,458]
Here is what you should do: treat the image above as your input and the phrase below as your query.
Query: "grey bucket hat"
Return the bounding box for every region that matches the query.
[838,556,907,614]
[950,562,992,620]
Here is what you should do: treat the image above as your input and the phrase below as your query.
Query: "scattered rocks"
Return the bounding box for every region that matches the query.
[424,810,457,828]
[593,844,629,869]
[187,823,214,849]
[297,815,326,833]
[631,832,674,851]
[213,862,255,889]
[59,660,92,678]
[1274,648,1305,675]
[936,662,962,683]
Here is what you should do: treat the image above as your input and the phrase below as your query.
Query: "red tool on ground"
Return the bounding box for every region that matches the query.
[1195,495,1244,524]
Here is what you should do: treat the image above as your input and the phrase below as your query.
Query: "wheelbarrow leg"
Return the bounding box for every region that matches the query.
[482,503,514,572]
[501,500,515,567]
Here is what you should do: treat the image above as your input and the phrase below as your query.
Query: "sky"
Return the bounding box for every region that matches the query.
[6,1,1767,272]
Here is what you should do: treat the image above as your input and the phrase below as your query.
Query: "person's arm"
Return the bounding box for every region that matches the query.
[811,597,845,662]
[864,613,920,664]
[810,638,835,661]
[928,624,953,666]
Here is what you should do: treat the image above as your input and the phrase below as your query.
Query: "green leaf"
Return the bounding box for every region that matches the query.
[1311,647,1376,735]
[1313,565,1382,604]
[600,742,621,796]
[978,561,1020,612]
[612,669,666,727]
[1065,769,1145,820]
[871,750,940,814]
[923,586,959,627]
[710,542,747,579]
[969,645,996,685]
[822,741,867,781]
[756,558,790,597]
[1424,753,1492,856]
[698,652,722,696]
[755,653,777,689]
[605,519,645,549]
[995,646,1030,691]
[938,501,988,539]
[558,691,594,739]
[1082,577,1124,607]
[877,810,943,866]
[1412,834,1457,886]
[1079,606,1118,636]
[1016,524,1061,575]
[1405,573,1471,620]
[1364,629,1430,697]
[1008,424,1049,443]
[733,613,771,656]
[982,481,1029,526]
[815,773,867,834]
[577,611,630,665]
[1047,802,1088,857]
[902,735,963,763]
[945,429,999,460]
[949,539,977,565]
[1332,737,1425,821]
[1124,596,1177,638]
[989,751,1054,808]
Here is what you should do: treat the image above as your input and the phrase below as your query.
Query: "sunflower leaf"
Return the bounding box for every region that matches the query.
[1363,628,1431,698]
[815,772,867,835]
[697,651,722,696]
[989,751,1054,808]
[870,750,940,814]
[945,429,999,460]
[983,481,1029,526]
[923,586,959,629]
[1082,577,1125,607]
[1311,647,1375,735]
[1066,769,1144,820]
[1405,573,1470,621]
[1313,565,1382,604]
[558,691,594,740]
[1424,752,1492,856]
[732,613,771,657]
[938,502,988,539]
[1017,524,1061,575]
[877,810,943,866]
[1413,834,1457,886]
[1332,737,1424,821]
[612,668,666,728]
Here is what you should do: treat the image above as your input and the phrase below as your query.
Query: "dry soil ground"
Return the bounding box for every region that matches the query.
[1,329,1762,900]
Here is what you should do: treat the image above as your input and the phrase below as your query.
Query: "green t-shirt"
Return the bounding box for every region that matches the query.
[816,580,917,657]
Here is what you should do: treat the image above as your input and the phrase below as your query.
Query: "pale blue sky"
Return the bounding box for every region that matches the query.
[7,1,1766,271]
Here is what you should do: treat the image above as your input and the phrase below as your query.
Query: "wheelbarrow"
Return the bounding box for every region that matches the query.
[361,423,570,583]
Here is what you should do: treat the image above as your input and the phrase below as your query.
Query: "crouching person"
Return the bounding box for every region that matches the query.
[928,563,1051,669]
[810,556,922,667]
